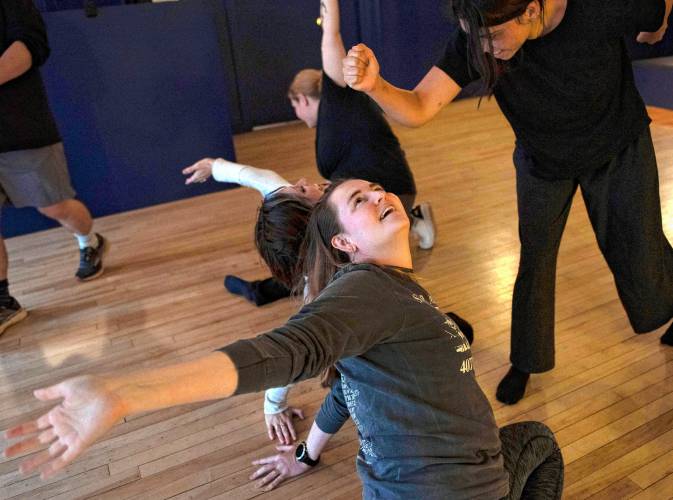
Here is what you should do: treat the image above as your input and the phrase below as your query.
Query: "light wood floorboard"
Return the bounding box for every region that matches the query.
[1,98,672,499]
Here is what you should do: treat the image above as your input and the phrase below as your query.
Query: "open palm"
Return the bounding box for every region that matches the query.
[3,375,125,479]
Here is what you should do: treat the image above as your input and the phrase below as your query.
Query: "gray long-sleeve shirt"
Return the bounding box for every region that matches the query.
[220,264,508,499]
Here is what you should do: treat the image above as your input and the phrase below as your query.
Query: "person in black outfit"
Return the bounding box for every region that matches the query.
[0,0,107,336]
[223,0,436,307]
[342,0,673,404]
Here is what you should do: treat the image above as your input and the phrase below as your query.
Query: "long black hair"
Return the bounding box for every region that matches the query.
[449,0,544,92]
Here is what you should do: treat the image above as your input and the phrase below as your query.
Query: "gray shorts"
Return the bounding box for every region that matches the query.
[0,142,76,208]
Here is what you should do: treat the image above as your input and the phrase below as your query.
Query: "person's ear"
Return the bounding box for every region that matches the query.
[331,234,357,254]
[526,1,540,20]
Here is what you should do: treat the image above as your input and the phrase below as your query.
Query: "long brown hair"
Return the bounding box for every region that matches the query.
[299,179,352,302]
[299,179,352,387]
[449,0,545,92]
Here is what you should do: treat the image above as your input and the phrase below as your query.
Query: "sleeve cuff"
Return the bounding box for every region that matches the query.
[315,413,345,435]
[217,341,282,395]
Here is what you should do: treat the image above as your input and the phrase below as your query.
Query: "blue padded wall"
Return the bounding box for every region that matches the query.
[223,0,324,128]
[4,0,236,237]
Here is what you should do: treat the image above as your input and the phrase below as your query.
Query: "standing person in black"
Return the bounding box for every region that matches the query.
[342,0,673,404]
[0,0,108,336]
[222,0,436,307]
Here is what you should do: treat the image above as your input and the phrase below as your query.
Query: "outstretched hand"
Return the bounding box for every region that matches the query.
[250,444,311,491]
[342,43,380,92]
[182,158,214,185]
[3,376,126,479]
[265,407,305,445]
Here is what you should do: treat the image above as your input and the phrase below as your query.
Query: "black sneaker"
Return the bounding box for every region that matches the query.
[76,233,108,281]
[0,296,27,336]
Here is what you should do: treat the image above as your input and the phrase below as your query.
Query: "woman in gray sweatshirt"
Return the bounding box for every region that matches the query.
[4,179,562,499]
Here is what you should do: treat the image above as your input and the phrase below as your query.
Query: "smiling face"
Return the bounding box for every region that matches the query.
[479,17,534,60]
[328,179,410,263]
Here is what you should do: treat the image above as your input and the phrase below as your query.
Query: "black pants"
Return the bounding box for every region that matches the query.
[511,127,673,372]
[500,421,564,499]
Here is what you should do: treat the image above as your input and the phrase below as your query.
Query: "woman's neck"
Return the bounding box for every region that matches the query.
[356,247,413,270]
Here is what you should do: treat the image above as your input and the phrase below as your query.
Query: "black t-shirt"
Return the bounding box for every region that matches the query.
[0,0,61,153]
[436,0,666,180]
[316,73,416,195]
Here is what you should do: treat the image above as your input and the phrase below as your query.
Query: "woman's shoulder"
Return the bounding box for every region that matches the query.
[330,263,419,289]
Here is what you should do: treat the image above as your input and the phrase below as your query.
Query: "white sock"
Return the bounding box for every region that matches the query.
[75,231,98,250]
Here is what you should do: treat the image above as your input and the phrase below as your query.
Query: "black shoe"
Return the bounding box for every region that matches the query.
[446,311,474,345]
[0,296,27,336]
[76,233,107,281]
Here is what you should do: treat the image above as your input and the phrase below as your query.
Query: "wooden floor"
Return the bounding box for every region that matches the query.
[1,98,673,499]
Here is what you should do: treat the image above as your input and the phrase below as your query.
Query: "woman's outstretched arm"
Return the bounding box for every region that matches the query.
[4,352,237,479]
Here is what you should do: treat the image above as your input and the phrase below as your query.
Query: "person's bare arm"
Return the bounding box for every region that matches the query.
[342,43,461,127]
[636,0,672,44]
[320,0,348,87]
[0,41,32,86]
[4,352,237,478]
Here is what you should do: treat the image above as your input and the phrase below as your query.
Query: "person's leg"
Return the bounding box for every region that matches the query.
[579,127,673,344]
[400,192,437,250]
[499,421,564,500]
[497,146,577,405]
[0,143,107,281]
[38,199,107,281]
[225,275,291,306]
[0,219,27,335]
[37,198,93,235]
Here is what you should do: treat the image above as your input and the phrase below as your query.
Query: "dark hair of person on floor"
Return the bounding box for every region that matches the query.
[254,190,313,290]
[449,0,546,91]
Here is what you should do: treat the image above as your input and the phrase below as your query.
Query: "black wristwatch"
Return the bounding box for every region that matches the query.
[295,441,320,467]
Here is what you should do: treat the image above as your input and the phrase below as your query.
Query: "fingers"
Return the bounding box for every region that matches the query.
[291,408,305,420]
[267,423,275,441]
[252,455,278,466]
[40,453,72,479]
[287,420,297,442]
[263,472,286,491]
[18,439,65,476]
[256,468,284,489]
[4,419,45,440]
[275,445,293,452]
[4,436,42,458]
[279,422,291,445]
[250,463,276,480]
[33,384,64,402]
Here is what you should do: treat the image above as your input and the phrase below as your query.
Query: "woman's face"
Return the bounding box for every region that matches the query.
[479,17,532,60]
[278,178,328,204]
[329,179,409,258]
[460,2,540,60]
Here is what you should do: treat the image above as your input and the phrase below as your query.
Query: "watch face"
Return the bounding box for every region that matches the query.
[295,443,306,460]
